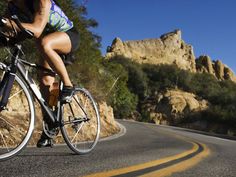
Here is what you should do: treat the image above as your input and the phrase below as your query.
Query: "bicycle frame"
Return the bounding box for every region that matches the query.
[0,44,61,124]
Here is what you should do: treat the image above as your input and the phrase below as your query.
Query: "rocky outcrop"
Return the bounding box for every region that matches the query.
[196,55,236,82]
[142,89,209,125]
[106,30,236,82]
[106,30,196,72]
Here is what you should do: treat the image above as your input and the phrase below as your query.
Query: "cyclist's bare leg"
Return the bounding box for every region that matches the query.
[38,60,55,102]
[37,60,55,147]
[36,32,73,146]
[38,31,73,87]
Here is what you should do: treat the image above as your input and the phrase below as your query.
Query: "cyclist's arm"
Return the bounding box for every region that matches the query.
[21,0,51,38]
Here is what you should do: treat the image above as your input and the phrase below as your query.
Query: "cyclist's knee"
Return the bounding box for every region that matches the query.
[38,37,53,53]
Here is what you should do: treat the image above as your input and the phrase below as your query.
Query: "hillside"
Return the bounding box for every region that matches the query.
[0,0,235,144]
[105,30,236,136]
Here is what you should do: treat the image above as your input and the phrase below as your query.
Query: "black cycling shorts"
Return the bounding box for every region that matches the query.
[65,27,80,52]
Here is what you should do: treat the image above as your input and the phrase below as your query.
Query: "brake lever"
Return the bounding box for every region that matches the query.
[11,15,24,31]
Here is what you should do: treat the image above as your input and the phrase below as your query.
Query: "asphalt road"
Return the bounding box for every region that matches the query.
[0,120,236,177]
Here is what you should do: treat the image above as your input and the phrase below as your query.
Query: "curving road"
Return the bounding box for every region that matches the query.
[0,120,236,177]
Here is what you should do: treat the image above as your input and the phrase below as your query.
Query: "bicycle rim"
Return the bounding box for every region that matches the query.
[61,88,100,154]
[0,69,34,161]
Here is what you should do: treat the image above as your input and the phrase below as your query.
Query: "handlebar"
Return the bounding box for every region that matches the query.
[0,15,34,46]
[10,15,34,39]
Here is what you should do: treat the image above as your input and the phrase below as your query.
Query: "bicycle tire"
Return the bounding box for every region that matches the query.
[60,88,100,154]
[0,66,35,161]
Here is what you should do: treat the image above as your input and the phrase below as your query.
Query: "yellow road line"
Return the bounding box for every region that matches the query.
[84,141,210,177]
[140,143,210,177]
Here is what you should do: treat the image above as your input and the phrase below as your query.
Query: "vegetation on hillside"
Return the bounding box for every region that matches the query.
[1,1,236,135]
[110,56,236,134]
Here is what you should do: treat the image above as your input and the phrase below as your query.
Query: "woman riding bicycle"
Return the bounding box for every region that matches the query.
[5,0,80,147]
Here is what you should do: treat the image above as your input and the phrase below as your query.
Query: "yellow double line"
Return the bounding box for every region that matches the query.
[84,141,210,177]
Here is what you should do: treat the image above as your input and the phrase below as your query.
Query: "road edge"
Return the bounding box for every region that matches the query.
[121,119,236,141]
[98,120,127,142]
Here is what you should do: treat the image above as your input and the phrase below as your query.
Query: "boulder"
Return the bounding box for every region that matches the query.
[142,89,209,125]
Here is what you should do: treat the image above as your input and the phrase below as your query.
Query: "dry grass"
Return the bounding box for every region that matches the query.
[0,85,120,148]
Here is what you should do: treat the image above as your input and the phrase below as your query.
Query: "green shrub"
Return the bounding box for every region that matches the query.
[102,60,138,119]
[110,56,149,99]
[111,82,138,119]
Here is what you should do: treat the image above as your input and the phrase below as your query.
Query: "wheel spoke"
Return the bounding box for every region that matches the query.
[8,89,24,100]
[71,122,84,143]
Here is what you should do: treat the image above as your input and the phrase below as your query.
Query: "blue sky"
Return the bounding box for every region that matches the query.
[76,0,236,73]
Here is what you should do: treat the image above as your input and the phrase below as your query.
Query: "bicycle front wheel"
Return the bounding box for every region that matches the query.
[0,67,35,161]
[60,88,100,154]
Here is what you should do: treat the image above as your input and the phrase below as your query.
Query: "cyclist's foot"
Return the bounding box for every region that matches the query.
[37,138,53,148]
[60,86,75,103]
[36,132,53,148]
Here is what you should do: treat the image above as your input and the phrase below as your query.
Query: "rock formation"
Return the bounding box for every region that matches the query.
[106,30,236,82]
[196,55,236,82]
[142,89,209,125]
[106,30,196,72]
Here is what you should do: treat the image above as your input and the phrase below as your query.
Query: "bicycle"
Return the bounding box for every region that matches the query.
[0,15,100,161]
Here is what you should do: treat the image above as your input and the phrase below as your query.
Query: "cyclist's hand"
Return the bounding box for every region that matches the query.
[0,16,34,45]
[0,17,21,38]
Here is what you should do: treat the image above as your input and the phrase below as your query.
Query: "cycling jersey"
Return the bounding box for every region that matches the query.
[48,0,74,32]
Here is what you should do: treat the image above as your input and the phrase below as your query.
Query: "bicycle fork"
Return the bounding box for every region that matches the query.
[0,70,16,111]
[0,46,21,111]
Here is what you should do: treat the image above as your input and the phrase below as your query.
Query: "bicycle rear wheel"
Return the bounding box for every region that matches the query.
[60,88,100,154]
[0,66,35,161]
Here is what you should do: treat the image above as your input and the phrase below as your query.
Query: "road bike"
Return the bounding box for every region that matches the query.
[0,15,100,161]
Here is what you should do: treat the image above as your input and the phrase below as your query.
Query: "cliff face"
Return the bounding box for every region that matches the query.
[106,30,236,82]
[106,30,196,72]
